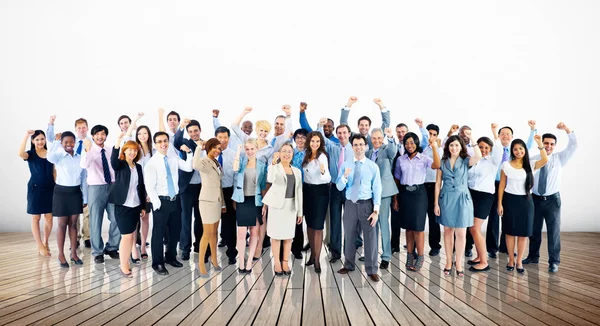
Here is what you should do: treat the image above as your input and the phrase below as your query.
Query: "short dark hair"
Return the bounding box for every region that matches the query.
[153,131,169,143]
[186,119,201,132]
[396,123,408,130]
[336,124,351,134]
[215,126,230,137]
[477,136,494,148]
[499,126,513,135]
[91,125,109,136]
[403,132,423,154]
[426,124,439,134]
[542,133,557,143]
[117,115,131,126]
[61,131,76,141]
[350,133,367,145]
[293,128,309,139]
[358,116,371,126]
[327,118,335,127]
[167,111,180,122]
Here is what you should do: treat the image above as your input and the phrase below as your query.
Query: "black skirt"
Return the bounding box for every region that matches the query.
[28,181,55,215]
[115,205,141,234]
[303,183,330,230]
[236,196,263,227]
[470,188,494,220]
[52,185,83,217]
[501,192,534,237]
[398,185,428,232]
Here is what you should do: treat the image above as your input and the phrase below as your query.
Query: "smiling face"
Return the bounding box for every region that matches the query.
[294,134,306,150]
[257,127,269,140]
[208,144,222,160]
[478,141,492,157]
[428,129,438,142]
[458,127,471,145]
[336,126,350,145]
[358,119,370,136]
[543,137,556,155]
[241,121,253,135]
[448,140,462,157]
[75,122,88,139]
[404,137,417,155]
[32,134,46,149]
[499,127,513,147]
[92,130,107,147]
[396,126,408,141]
[118,118,130,133]
[512,143,526,160]
[245,142,257,158]
[371,130,383,150]
[62,136,75,154]
[279,144,294,164]
[124,147,138,161]
[309,135,321,152]
[216,132,229,150]
[167,113,179,131]
[323,120,334,138]
[352,137,367,159]
[274,117,285,136]
[187,126,201,142]
[137,128,149,143]
[154,135,169,155]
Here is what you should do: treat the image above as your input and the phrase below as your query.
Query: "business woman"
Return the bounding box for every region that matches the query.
[135,125,155,259]
[193,138,225,276]
[262,143,303,276]
[19,129,55,257]
[109,135,147,277]
[232,139,267,273]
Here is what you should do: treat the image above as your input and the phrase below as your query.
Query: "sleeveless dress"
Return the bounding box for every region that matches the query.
[25,150,55,214]
[436,157,474,228]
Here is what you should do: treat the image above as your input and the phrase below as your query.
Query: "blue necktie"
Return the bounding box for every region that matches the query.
[100,148,112,184]
[502,147,509,163]
[271,137,276,147]
[350,161,362,203]
[370,150,378,162]
[164,156,176,197]
[218,153,223,167]
[538,165,548,195]
[76,140,83,155]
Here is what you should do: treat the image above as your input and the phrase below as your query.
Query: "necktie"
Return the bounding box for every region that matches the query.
[218,153,223,167]
[271,137,276,147]
[398,143,404,156]
[164,156,176,197]
[538,165,548,195]
[76,140,83,155]
[100,148,112,184]
[502,147,509,163]
[350,161,362,203]
[338,146,345,174]
[371,149,378,162]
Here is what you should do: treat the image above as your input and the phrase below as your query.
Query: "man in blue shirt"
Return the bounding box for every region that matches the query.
[298,102,339,144]
[335,134,382,282]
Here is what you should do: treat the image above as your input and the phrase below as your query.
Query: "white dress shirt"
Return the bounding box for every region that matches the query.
[47,142,83,186]
[468,140,504,194]
[501,161,537,195]
[423,146,443,183]
[531,132,577,196]
[123,166,141,208]
[303,153,331,185]
[144,151,193,210]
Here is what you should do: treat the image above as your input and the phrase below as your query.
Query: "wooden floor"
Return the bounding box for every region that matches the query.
[1,232,600,325]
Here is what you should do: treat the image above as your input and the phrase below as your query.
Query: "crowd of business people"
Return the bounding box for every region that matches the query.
[19,97,577,280]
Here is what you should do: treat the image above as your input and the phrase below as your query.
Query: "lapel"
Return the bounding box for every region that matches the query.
[211,158,221,176]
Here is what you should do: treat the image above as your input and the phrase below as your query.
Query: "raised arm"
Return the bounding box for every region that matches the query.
[46,115,56,144]
[430,138,441,169]
[526,120,537,150]
[467,132,482,166]
[192,143,208,172]
[231,107,252,143]
[271,105,294,151]
[555,122,577,165]
[158,108,166,132]
[532,135,548,170]
[173,120,189,151]
[177,144,193,172]
[212,110,222,131]
[415,118,429,150]
[125,112,144,139]
[491,122,499,141]
[340,96,357,126]
[232,144,243,172]
[19,130,34,160]
[47,133,63,164]
[373,98,390,130]
[384,128,397,158]
[442,124,459,148]
[298,102,314,132]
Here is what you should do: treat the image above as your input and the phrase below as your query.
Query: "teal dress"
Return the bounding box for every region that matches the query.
[436,157,474,228]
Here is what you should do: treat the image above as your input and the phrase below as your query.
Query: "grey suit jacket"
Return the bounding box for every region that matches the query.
[366,143,399,198]
[262,163,303,216]
[340,107,391,149]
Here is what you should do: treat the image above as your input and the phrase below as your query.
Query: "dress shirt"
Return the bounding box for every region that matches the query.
[468,140,503,194]
[80,143,116,185]
[220,147,236,188]
[166,129,180,158]
[214,117,242,150]
[292,148,306,181]
[495,129,537,181]
[393,153,433,186]
[144,151,193,210]
[531,132,577,196]
[336,156,382,211]
[47,142,83,187]
[299,111,340,144]
[501,161,537,195]
[422,146,443,183]
[303,153,331,185]
[321,128,353,182]
[138,148,156,167]
[123,166,141,207]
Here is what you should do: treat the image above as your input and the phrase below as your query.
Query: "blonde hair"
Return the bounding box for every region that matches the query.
[245,138,258,148]
[255,120,271,134]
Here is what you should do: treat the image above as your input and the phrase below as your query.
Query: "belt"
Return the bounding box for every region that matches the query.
[399,184,423,192]
[158,195,178,201]
[532,192,560,201]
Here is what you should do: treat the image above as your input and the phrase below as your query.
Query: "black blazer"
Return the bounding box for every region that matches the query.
[173,128,198,194]
[108,146,147,207]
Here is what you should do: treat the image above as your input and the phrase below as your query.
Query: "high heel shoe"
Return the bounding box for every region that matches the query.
[120,268,133,278]
[130,254,141,265]
[306,259,315,266]
[238,268,247,274]
[506,264,515,271]
[70,257,83,265]
[58,258,69,268]
[516,266,525,274]
[314,262,321,274]
[39,245,51,257]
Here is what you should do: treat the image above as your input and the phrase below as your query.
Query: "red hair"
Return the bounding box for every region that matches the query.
[119,140,142,162]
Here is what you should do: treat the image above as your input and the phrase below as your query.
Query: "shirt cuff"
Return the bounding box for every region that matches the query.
[374,204,380,212]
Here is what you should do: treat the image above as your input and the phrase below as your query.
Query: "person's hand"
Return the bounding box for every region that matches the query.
[534,134,542,146]
[528,120,536,131]
[158,107,165,116]
[429,136,438,148]
[212,109,220,118]
[83,138,92,152]
[319,117,328,127]
[55,133,62,141]
[117,131,126,141]
[384,127,393,138]
[491,122,498,133]
[320,162,325,174]
[368,212,379,227]
[282,104,292,116]
[49,115,56,125]
[243,107,253,114]
[497,204,503,217]
[221,207,227,213]
[464,129,472,140]
[346,96,358,107]
[146,196,151,203]
[195,139,204,150]
[436,138,442,147]
[262,205,268,218]
[140,209,146,217]
[556,122,568,131]
[136,112,144,120]
[414,118,424,128]
[232,201,236,210]
[296,215,303,225]
[26,129,35,137]
[449,124,459,134]
[272,152,280,165]
[392,198,399,212]
[236,144,243,154]
[181,118,191,129]
[434,204,441,216]
[180,144,190,153]
[344,167,352,178]
[300,102,307,113]
[373,98,385,109]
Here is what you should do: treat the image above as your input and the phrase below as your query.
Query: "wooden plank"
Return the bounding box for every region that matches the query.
[278,289,302,325]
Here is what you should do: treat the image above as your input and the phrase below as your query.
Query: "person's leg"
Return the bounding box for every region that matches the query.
[506,235,515,267]
[119,233,134,273]
[106,201,121,253]
[486,182,500,255]
[87,186,105,258]
[454,228,467,270]
[43,213,53,250]
[198,223,212,274]
[131,226,139,260]
[329,186,343,260]
[379,197,392,263]
[254,218,267,259]
[179,188,194,256]
[165,201,181,262]
[222,189,238,262]
[192,184,202,252]
[282,239,292,272]
[237,226,248,269]
[313,229,323,270]
[425,184,441,252]
[359,203,378,275]
[272,239,282,272]
[516,236,527,270]
[342,201,359,271]
[140,210,149,257]
[31,215,46,255]
[209,223,220,268]
[246,223,260,270]
[527,199,543,262]
[151,204,168,268]
[82,203,91,242]
[56,216,68,263]
[390,197,401,251]
[306,228,315,263]
[291,221,304,256]
[545,198,562,265]
[415,231,425,257]
[68,214,80,261]
[443,227,454,271]
[470,218,488,269]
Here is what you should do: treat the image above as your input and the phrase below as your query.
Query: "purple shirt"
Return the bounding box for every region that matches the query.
[393,153,433,186]
[80,143,116,186]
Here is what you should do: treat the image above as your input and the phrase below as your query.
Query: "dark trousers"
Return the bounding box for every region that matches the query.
[291,222,304,254]
[179,183,202,254]
[328,184,344,259]
[151,197,182,267]
[486,181,507,254]
[529,194,562,264]
[391,194,401,250]
[221,187,238,259]
[425,183,441,250]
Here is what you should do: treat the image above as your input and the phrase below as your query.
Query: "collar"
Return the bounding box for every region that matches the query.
[353,156,367,163]
[404,152,423,160]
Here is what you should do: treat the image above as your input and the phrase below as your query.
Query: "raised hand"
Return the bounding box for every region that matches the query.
[373,98,385,109]
[195,139,204,150]
[282,104,292,116]
[344,167,352,178]
[117,131,126,140]
[556,122,567,130]
[346,96,358,108]
[180,144,190,153]
[181,118,191,128]
[287,131,294,139]
[272,152,280,165]
[212,109,220,118]
[450,125,459,133]
[136,112,144,119]
[26,129,35,136]
[243,107,253,114]
[528,120,536,130]
[414,118,423,128]
[491,122,498,131]
[534,134,542,146]
[55,132,62,141]
[158,107,165,116]
[236,144,243,153]
[429,136,438,148]
[83,138,92,152]
[49,115,56,125]
[319,117,328,127]
[384,127,393,138]
[299,102,307,113]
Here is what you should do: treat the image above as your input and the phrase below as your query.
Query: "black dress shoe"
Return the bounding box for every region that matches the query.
[358,256,365,262]
[153,264,169,275]
[228,257,236,265]
[522,257,539,264]
[238,268,247,274]
[165,259,183,268]
[252,256,260,262]
[488,252,497,259]
[314,265,321,274]
[293,252,303,259]
[429,248,440,257]
[104,250,120,259]
[94,255,105,264]
[59,259,69,268]
[84,240,91,248]
[548,263,559,273]
[465,249,473,258]
[380,260,389,269]
[71,257,84,265]
[302,243,310,251]
[392,247,400,254]
[218,239,226,248]
[181,253,190,261]
[193,247,199,253]
[329,257,339,264]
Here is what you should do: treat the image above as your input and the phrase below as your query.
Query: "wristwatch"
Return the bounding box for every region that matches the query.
[373,210,379,215]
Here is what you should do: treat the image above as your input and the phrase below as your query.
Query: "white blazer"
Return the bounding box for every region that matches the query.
[262,163,303,216]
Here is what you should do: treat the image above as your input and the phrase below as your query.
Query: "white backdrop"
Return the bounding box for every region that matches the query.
[1,1,597,232]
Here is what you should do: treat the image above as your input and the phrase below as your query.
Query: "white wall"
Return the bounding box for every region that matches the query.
[1,1,597,232]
